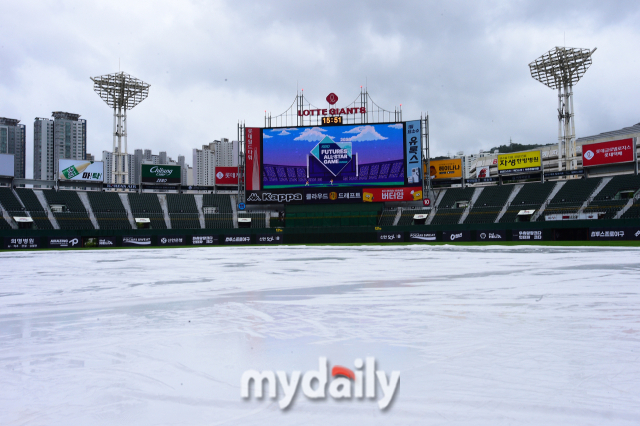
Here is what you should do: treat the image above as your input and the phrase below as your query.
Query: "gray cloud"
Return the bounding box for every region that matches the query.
[1,0,639,179]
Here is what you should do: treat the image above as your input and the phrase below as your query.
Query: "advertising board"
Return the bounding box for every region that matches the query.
[261,122,408,189]
[405,120,422,184]
[122,236,152,246]
[363,187,422,202]
[141,164,181,184]
[48,237,81,248]
[192,235,219,245]
[257,234,284,244]
[215,167,239,185]
[224,235,252,244]
[158,235,186,246]
[498,151,541,175]
[377,232,404,243]
[4,237,40,249]
[83,237,116,247]
[304,188,363,204]
[476,230,506,241]
[0,153,14,177]
[245,127,262,191]
[428,159,463,179]
[589,227,640,241]
[512,230,543,241]
[246,190,304,204]
[442,231,471,242]
[582,138,635,167]
[476,166,490,179]
[58,160,104,181]
[408,232,437,242]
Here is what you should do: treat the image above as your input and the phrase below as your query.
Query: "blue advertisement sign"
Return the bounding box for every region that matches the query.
[405,120,422,185]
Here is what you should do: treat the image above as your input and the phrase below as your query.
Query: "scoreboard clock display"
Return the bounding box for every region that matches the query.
[321,116,343,125]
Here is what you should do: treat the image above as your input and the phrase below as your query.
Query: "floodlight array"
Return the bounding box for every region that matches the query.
[91,72,150,110]
[529,47,595,89]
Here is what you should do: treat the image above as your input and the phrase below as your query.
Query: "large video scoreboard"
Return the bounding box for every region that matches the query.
[245,121,423,204]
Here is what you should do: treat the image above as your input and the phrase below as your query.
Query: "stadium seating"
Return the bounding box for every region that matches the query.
[543,178,602,216]
[128,193,167,229]
[87,192,132,230]
[397,208,432,226]
[378,208,398,226]
[499,181,556,223]
[583,175,640,219]
[203,194,234,229]
[166,194,200,229]
[465,185,514,224]
[14,189,54,229]
[621,199,640,219]
[43,190,94,230]
[430,187,475,225]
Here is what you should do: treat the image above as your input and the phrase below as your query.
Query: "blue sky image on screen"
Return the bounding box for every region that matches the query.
[262,123,405,188]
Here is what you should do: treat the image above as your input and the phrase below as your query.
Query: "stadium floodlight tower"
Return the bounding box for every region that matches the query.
[90,72,150,184]
[529,46,596,171]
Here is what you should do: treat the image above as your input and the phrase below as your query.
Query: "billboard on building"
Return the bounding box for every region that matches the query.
[428,159,463,179]
[141,164,181,184]
[245,127,262,191]
[0,153,14,177]
[582,138,635,167]
[261,122,411,189]
[498,151,541,175]
[476,165,490,179]
[215,167,239,185]
[58,160,104,181]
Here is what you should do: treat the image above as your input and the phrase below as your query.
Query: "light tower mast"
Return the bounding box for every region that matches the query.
[529,46,596,171]
[90,72,150,184]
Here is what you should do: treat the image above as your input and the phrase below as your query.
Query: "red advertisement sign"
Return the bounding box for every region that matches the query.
[245,128,262,190]
[363,187,422,202]
[582,138,635,167]
[215,167,239,185]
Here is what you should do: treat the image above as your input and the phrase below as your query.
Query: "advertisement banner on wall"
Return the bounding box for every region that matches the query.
[589,227,640,241]
[215,167,239,185]
[48,237,81,248]
[405,120,422,184]
[246,190,304,204]
[442,231,471,242]
[158,235,186,246]
[582,138,635,167]
[83,237,116,248]
[304,188,363,204]
[476,230,506,241]
[59,160,104,181]
[192,235,219,245]
[224,235,252,244]
[476,166,491,179]
[408,232,437,242]
[363,187,422,203]
[512,230,543,240]
[4,237,40,249]
[0,153,15,177]
[141,164,181,184]
[498,151,541,175]
[257,234,284,244]
[245,127,262,191]
[122,236,152,246]
[428,159,463,179]
[377,232,404,243]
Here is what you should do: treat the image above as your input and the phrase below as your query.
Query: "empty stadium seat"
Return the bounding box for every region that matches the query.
[499,181,556,223]
[128,193,167,229]
[543,178,601,216]
[431,187,475,225]
[43,189,94,230]
[88,192,132,230]
[14,189,54,230]
[465,185,514,224]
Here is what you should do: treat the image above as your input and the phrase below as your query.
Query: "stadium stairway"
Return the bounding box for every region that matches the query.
[157,194,172,229]
[577,177,611,214]
[77,192,100,229]
[119,193,136,228]
[614,197,635,219]
[33,190,60,229]
[531,181,564,222]
[193,194,206,228]
[426,189,446,225]
[495,184,523,223]
[459,187,483,224]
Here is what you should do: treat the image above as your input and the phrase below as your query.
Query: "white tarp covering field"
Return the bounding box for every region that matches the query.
[1,245,639,425]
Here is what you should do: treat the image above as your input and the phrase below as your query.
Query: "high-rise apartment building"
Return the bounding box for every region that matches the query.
[192,139,238,185]
[0,117,26,178]
[33,112,87,180]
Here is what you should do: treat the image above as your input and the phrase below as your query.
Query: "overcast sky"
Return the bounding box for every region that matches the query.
[1,0,639,178]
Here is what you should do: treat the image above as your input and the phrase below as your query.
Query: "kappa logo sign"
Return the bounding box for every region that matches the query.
[242,357,399,410]
[246,192,303,203]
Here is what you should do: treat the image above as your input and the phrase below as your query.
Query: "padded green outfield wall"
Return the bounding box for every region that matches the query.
[1,217,640,248]
[284,203,383,228]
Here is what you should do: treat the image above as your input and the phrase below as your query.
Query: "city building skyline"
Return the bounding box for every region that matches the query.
[0,117,26,179]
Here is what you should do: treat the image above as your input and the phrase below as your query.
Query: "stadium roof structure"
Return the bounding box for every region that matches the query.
[577,123,640,143]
